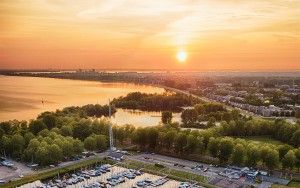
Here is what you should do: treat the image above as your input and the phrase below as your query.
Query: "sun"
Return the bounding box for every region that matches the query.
[176,51,187,63]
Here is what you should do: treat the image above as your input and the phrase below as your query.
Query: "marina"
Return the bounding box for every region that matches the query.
[18,164,185,188]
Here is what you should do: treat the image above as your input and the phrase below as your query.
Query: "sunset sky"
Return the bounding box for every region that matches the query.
[1,0,299,71]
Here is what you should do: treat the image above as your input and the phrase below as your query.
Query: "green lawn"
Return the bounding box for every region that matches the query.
[288,180,300,187]
[272,180,300,188]
[237,136,285,146]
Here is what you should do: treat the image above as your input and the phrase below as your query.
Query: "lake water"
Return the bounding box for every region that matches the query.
[0,76,180,126]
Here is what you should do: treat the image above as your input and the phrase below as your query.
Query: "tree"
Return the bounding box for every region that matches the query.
[260,146,270,162]
[208,137,219,158]
[282,150,296,170]
[35,146,49,166]
[133,128,148,149]
[27,138,40,151]
[2,136,12,156]
[38,129,50,137]
[94,135,108,150]
[163,130,176,149]
[161,111,173,124]
[218,137,234,163]
[147,128,159,150]
[207,117,216,128]
[264,148,279,170]
[23,138,40,162]
[197,137,206,154]
[84,136,97,151]
[42,114,57,129]
[73,139,84,154]
[61,125,73,136]
[29,120,47,135]
[61,140,74,157]
[91,119,109,135]
[232,144,246,165]
[186,135,198,153]
[24,132,35,146]
[222,112,233,123]
[51,128,61,134]
[231,109,240,120]
[291,130,300,147]
[194,104,205,115]
[0,122,12,134]
[73,119,91,140]
[48,144,63,164]
[295,148,300,172]
[124,124,135,136]
[174,133,187,153]
[11,134,25,157]
[0,128,4,139]
[278,145,293,160]
[181,109,198,126]
[114,126,126,144]
[112,92,198,111]
[246,145,261,167]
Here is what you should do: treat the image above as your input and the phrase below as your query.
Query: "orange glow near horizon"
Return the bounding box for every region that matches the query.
[0,0,300,71]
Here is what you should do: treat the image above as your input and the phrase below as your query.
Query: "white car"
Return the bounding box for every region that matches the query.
[2,160,14,167]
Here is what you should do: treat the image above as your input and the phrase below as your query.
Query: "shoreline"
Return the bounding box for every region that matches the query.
[1,74,297,122]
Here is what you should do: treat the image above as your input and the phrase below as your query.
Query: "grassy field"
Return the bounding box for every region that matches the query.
[288,180,300,187]
[0,157,108,188]
[121,159,216,188]
[237,136,285,146]
[271,180,300,188]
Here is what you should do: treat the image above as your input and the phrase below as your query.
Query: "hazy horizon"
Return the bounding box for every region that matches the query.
[1,68,300,73]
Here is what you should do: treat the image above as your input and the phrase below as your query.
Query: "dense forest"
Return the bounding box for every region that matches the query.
[111,92,201,112]
[0,104,116,166]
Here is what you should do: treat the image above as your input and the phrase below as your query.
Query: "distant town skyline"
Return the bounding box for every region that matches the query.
[1,0,300,71]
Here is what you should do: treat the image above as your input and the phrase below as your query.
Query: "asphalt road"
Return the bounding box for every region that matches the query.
[129,153,215,180]
[129,153,259,188]
[1,161,33,182]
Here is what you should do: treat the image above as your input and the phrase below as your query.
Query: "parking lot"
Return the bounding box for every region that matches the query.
[0,160,33,182]
[130,153,218,180]
[130,153,290,188]
[0,151,110,184]
[1,152,292,188]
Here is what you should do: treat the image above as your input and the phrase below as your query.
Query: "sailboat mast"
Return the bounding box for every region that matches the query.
[109,99,114,152]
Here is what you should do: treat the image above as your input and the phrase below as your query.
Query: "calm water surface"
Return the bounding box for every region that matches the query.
[0,76,180,126]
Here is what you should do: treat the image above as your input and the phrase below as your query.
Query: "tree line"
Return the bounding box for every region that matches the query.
[112,92,201,112]
[129,123,300,172]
